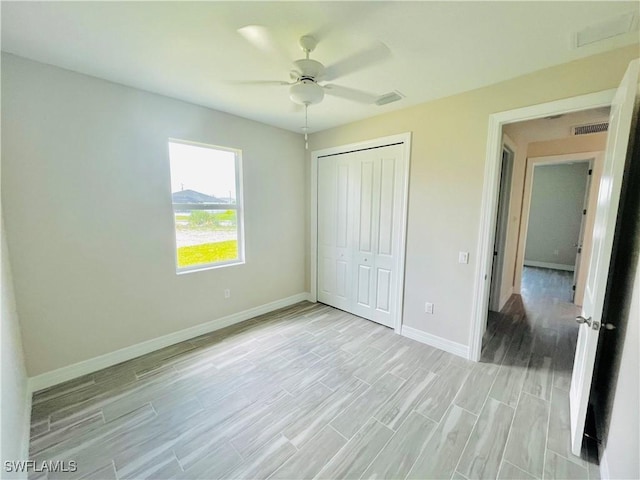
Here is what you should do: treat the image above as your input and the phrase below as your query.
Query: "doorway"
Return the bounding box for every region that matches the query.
[520,157,594,304]
[474,60,639,469]
[470,92,615,362]
[480,107,611,347]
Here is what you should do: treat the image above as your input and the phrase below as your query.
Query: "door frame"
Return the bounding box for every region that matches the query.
[515,152,602,306]
[310,132,412,334]
[468,90,615,361]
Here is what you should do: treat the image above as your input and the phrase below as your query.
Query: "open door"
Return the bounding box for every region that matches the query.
[488,146,514,312]
[569,59,639,456]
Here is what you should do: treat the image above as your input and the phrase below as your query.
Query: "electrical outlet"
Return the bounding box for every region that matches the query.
[425,302,434,314]
[224,289,231,299]
[458,252,469,264]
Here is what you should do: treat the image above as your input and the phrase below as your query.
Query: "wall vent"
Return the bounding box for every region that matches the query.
[571,122,609,136]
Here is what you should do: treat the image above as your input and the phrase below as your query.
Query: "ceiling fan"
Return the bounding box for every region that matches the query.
[237,26,402,109]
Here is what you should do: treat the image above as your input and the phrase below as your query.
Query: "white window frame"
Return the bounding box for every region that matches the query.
[168,138,245,274]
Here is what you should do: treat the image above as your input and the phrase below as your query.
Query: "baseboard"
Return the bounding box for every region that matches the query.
[21,382,32,464]
[523,260,575,272]
[28,292,312,392]
[600,446,611,480]
[401,325,470,359]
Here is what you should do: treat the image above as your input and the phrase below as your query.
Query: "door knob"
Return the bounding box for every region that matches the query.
[577,316,602,331]
[576,316,592,327]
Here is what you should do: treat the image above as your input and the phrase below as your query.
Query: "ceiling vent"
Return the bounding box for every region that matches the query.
[574,12,637,48]
[572,122,609,136]
[375,91,404,106]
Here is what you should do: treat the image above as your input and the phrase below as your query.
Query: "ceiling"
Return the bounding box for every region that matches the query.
[2,1,638,134]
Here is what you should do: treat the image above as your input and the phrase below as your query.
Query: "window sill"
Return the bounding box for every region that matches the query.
[176,260,245,275]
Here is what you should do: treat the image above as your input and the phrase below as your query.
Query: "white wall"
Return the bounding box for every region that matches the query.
[1,216,30,478]
[603,260,639,479]
[1,54,306,377]
[524,162,590,268]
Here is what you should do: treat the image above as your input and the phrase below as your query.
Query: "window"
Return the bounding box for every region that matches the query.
[168,140,244,272]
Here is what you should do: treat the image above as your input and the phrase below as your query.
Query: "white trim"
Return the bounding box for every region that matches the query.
[600,447,611,480]
[168,139,245,275]
[469,89,616,362]
[401,325,470,359]
[28,292,311,392]
[310,133,412,334]
[523,260,575,271]
[310,148,318,303]
[21,385,32,462]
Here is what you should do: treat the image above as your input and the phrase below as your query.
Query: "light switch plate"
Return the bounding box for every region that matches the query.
[458,252,469,264]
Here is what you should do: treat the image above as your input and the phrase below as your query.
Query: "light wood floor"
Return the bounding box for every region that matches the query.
[28,267,598,480]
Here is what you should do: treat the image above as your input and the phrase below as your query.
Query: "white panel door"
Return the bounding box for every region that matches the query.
[317,153,353,311]
[351,145,404,327]
[352,153,380,320]
[318,143,405,329]
[569,59,639,456]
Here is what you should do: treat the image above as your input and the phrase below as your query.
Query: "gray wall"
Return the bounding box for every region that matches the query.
[525,162,589,268]
[1,54,306,376]
[1,216,29,477]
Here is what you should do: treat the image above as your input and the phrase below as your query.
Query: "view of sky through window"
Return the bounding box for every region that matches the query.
[169,142,236,201]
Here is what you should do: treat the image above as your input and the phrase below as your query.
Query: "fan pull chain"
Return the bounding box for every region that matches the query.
[304,105,309,150]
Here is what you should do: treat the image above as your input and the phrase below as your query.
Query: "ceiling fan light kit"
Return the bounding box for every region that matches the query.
[289,79,325,105]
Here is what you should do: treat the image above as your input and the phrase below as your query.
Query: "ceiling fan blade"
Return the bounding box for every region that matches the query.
[238,25,292,67]
[231,80,293,86]
[307,3,389,42]
[323,42,391,82]
[323,84,378,104]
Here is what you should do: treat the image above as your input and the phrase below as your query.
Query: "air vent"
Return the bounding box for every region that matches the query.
[375,91,404,106]
[572,122,609,136]
[574,13,637,48]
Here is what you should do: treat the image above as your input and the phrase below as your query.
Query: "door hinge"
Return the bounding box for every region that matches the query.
[583,209,587,215]
[588,169,593,175]
[572,285,576,291]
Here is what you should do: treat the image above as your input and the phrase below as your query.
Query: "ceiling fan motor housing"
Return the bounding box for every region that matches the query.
[293,58,324,79]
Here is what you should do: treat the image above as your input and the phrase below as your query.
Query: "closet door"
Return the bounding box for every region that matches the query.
[351,145,403,327]
[317,153,353,311]
[317,143,405,329]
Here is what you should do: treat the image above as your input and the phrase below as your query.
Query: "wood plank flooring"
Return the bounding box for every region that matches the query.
[28,267,599,479]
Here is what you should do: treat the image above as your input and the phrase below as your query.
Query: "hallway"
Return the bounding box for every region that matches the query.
[483,265,599,478]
